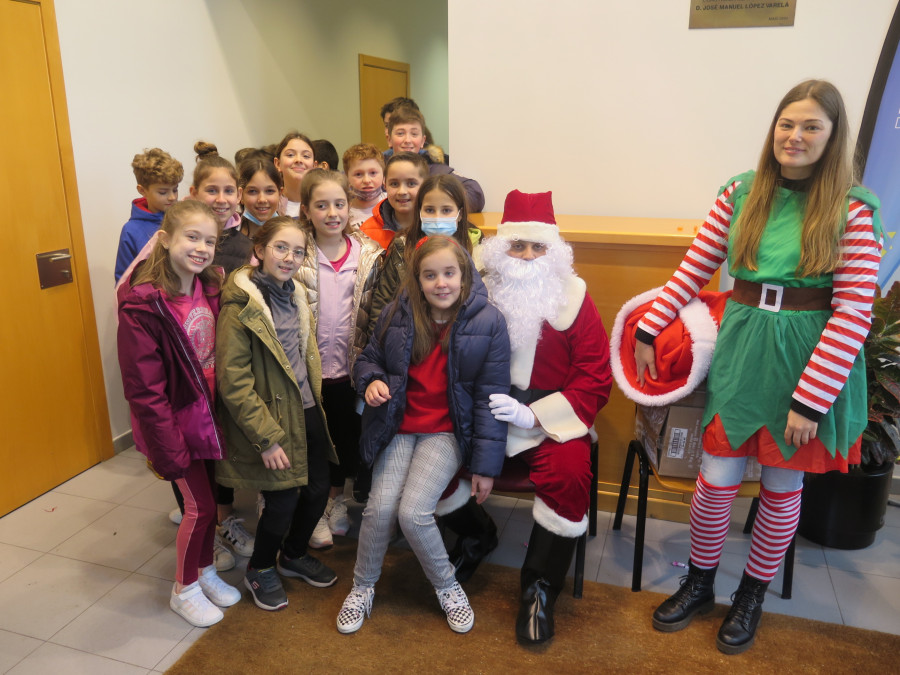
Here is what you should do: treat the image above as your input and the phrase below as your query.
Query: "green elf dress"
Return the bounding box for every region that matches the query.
[702,171,882,473]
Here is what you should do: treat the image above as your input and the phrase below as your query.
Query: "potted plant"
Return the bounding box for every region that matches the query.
[798,281,900,549]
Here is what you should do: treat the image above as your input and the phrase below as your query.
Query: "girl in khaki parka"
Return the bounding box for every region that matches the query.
[216,216,339,612]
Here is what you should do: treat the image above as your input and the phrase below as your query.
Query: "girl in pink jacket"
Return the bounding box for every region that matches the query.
[117,200,241,628]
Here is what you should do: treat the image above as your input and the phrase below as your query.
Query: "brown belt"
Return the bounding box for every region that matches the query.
[732,279,832,312]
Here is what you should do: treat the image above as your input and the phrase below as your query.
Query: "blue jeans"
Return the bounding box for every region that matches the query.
[700,452,804,493]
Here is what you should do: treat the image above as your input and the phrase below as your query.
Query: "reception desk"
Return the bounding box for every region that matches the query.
[470,212,720,522]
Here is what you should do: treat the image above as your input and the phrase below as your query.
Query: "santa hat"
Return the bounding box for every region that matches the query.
[496,190,561,244]
[610,287,731,406]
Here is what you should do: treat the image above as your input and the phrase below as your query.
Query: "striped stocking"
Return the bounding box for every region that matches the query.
[690,473,740,569]
[745,485,802,582]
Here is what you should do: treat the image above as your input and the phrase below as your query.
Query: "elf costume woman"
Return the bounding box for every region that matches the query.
[627,80,882,655]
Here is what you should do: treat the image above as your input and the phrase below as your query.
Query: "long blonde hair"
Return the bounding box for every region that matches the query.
[132,201,223,296]
[730,80,855,277]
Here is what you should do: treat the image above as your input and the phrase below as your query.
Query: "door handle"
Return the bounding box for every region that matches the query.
[36,249,74,289]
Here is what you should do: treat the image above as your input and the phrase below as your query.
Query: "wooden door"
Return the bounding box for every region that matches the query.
[358,54,410,150]
[0,0,113,517]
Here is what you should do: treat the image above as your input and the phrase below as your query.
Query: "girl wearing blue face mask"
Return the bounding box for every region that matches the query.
[369,174,482,334]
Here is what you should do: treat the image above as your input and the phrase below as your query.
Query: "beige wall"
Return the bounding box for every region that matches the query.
[54,0,448,439]
[448,0,897,216]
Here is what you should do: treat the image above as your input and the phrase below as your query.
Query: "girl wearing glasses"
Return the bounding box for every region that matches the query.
[215,216,340,612]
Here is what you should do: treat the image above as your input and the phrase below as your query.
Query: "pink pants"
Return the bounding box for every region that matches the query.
[173,460,217,586]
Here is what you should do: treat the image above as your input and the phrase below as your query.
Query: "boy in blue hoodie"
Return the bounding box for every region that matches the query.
[114,148,184,281]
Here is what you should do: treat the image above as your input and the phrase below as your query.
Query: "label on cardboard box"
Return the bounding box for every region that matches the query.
[634,382,761,481]
[666,428,688,459]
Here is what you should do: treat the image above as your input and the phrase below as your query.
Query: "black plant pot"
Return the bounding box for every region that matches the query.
[798,462,895,549]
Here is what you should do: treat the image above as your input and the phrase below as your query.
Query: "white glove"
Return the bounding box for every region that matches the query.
[489,393,535,429]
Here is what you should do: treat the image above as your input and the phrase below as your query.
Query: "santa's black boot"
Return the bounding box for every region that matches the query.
[516,524,577,645]
[442,498,498,582]
[652,561,717,632]
[716,571,769,655]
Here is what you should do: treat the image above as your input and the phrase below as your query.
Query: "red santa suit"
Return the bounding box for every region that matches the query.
[436,188,612,645]
[509,276,612,536]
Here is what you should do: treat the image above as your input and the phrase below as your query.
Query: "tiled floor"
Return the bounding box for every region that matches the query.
[0,450,897,673]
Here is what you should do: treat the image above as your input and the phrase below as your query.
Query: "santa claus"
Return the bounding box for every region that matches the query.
[437,190,612,645]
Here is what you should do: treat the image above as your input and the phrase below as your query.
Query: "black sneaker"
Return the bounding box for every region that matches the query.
[277,553,338,588]
[244,567,288,611]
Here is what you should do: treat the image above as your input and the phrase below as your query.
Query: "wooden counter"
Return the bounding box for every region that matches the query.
[470,213,719,522]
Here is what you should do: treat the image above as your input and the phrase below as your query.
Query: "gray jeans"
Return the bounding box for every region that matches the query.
[353,432,462,590]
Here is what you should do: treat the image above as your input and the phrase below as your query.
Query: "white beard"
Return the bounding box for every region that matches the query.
[481,237,575,352]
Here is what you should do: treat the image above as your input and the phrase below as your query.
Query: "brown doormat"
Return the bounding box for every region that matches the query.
[169,538,897,674]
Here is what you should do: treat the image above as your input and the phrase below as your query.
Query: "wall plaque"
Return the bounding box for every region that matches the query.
[689,1,796,29]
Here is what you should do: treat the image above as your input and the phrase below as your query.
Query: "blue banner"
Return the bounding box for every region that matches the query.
[862,47,900,284]
[860,3,900,285]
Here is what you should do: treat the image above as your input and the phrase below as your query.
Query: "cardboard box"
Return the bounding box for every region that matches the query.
[634,383,761,480]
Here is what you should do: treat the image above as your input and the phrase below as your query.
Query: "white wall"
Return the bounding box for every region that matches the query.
[448,0,898,216]
[54,0,448,439]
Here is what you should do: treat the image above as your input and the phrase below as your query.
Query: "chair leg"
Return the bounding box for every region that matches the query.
[781,535,795,600]
[573,441,596,599]
[573,531,586,598]
[613,441,638,531]
[743,496,760,534]
[633,442,650,592]
[589,441,598,537]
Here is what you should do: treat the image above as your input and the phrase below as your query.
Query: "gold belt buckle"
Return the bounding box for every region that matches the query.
[759,283,783,312]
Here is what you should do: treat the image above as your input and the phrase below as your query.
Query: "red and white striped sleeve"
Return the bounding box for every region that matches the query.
[791,199,882,419]
[636,180,739,339]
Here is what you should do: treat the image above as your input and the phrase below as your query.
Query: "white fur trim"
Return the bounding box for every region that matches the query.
[434,479,471,516]
[530,392,589,444]
[533,496,587,537]
[549,276,586,332]
[233,267,312,360]
[509,275,586,389]
[510,340,539,390]
[609,286,717,407]
[497,222,561,244]
[506,423,547,457]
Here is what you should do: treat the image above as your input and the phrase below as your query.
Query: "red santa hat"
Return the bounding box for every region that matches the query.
[496,190,561,244]
[610,287,731,406]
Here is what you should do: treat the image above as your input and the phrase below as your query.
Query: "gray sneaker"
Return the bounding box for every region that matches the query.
[244,567,288,611]
[277,553,338,588]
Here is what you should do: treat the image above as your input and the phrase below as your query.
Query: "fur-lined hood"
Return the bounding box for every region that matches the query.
[220,265,312,359]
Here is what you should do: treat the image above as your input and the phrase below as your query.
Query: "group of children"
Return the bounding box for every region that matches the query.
[115,121,504,635]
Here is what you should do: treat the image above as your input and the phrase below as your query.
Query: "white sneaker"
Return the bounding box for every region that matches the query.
[328,495,350,536]
[198,564,241,607]
[309,515,333,549]
[168,508,182,525]
[217,515,255,557]
[214,533,236,571]
[336,584,374,634]
[436,581,474,633]
[170,581,224,627]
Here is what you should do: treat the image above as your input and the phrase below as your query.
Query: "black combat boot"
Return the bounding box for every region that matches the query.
[442,498,498,582]
[651,561,717,632]
[516,524,577,645]
[716,571,769,654]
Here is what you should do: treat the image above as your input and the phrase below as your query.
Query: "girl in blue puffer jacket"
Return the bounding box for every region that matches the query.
[336,235,510,636]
